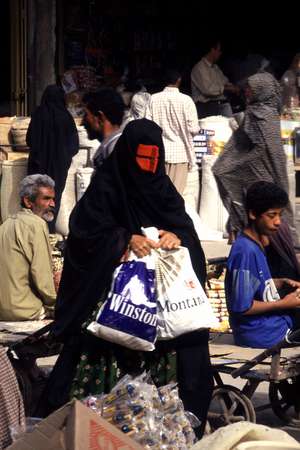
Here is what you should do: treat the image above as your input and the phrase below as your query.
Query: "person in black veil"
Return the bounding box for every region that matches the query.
[26,85,79,232]
[43,118,212,438]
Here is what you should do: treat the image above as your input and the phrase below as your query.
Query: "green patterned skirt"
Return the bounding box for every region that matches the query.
[70,335,177,400]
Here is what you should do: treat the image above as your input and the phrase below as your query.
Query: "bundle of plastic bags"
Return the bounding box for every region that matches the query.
[83,372,199,449]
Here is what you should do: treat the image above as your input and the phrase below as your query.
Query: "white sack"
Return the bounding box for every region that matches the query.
[0,158,28,222]
[76,167,94,201]
[55,168,76,237]
[199,155,228,233]
[191,421,300,450]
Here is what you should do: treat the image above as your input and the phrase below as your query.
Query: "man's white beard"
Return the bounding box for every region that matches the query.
[43,211,55,222]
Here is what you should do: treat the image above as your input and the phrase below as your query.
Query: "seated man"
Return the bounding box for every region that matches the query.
[226,181,300,348]
[0,174,56,321]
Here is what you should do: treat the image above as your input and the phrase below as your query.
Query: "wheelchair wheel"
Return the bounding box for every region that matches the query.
[208,385,256,431]
[269,380,300,427]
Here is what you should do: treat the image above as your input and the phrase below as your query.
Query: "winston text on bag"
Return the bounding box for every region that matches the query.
[109,293,157,326]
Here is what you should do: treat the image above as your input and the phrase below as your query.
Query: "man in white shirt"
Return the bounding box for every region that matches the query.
[191,40,238,118]
[146,69,199,195]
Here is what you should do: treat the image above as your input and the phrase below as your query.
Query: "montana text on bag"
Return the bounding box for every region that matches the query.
[155,246,218,339]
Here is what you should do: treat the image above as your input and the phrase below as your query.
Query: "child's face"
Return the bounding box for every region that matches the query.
[252,207,284,236]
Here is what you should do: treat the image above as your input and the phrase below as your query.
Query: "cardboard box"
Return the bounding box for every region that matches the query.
[7,400,144,450]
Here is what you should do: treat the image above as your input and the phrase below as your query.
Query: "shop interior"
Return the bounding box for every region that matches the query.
[58,0,300,95]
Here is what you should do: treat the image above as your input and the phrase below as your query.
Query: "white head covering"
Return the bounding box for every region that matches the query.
[130,92,151,119]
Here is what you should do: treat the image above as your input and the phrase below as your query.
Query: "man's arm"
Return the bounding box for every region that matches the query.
[28,224,56,306]
[274,278,300,290]
[244,292,300,315]
[186,99,200,136]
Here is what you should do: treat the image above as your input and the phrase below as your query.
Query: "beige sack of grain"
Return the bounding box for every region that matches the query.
[0,158,28,223]
[0,116,14,151]
[10,117,31,149]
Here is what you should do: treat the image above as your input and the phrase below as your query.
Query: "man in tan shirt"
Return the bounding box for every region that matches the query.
[0,174,57,321]
[191,39,239,118]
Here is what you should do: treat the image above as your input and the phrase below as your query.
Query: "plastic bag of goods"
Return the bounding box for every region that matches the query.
[82,372,199,449]
[155,246,218,339]
[87,250,157,351]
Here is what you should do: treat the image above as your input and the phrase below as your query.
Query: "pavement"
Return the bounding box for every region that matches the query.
[209,333,300,442]
[37,347,300,443]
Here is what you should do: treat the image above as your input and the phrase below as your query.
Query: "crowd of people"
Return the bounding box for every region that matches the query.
[1,40,300,448]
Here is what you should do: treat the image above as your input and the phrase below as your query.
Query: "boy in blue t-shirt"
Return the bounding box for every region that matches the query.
[226,181,300,348]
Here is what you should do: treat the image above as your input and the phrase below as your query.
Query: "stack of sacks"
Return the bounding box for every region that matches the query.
[206,276,230,332]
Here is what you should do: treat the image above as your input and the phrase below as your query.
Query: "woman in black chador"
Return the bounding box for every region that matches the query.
[27,85,79,232]
[45,119,212,438]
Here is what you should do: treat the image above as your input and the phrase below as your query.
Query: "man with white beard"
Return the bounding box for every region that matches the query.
[0,174,56,320]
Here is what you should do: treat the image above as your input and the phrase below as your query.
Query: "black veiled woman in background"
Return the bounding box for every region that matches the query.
[26,85,79,232]
[42,119,212,438]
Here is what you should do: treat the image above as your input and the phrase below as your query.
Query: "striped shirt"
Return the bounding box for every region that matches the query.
[146,87,199,164]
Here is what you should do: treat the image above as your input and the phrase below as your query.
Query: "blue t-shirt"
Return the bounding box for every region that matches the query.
[226,233,292,348]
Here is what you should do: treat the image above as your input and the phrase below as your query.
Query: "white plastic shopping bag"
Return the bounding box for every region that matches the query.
[87,251,157,351]
[155,246,218,339]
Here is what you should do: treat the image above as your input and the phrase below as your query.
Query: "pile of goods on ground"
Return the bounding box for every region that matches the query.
[83,373,199,449]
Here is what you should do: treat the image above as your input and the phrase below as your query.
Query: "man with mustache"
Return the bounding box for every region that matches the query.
[82,88,125,168]
[0,174,57,321]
